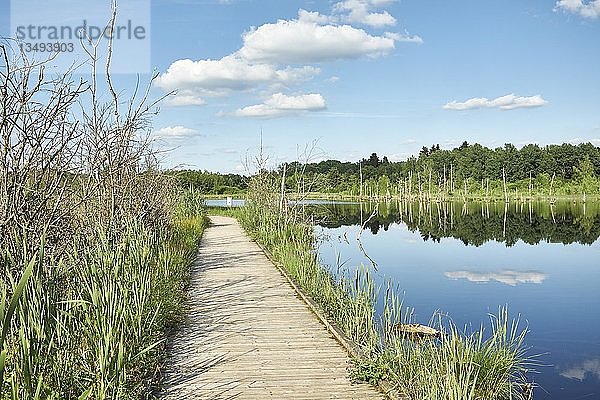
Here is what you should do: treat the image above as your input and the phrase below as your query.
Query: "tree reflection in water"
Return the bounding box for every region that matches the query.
[311,200,600,246]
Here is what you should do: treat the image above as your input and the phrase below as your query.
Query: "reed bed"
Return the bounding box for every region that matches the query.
[1,40,207,398]
[234,172,535,400]
[0,201,207,399]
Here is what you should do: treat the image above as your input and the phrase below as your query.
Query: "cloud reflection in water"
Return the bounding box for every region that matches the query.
[561,359,600,381]
[444,270,547,286]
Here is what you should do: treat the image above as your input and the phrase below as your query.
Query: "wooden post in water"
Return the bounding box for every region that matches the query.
[503,202,508,239]
[529,171,533,200]
[443,164,447,197]
[359,162,363,200]
[450,163,454,194]
[550,172,555,203]
[418,171,422,202]
[503,167,509,203]
[428,169,432,202]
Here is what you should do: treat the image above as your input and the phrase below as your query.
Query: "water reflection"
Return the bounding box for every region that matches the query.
[314,199,600,399]
[444,270,547,286]
[313,200,600,246]
[560,359,600,381]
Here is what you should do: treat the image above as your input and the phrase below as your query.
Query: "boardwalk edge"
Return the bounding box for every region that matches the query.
[254,240,404,400]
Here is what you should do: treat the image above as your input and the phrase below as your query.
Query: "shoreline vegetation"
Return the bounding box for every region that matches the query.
[222,169,537,400]
[174,141,600,204]
[0,40,207,398]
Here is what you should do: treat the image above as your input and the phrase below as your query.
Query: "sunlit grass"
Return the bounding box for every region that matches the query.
[235,200,535,400]
[0,196,207,399]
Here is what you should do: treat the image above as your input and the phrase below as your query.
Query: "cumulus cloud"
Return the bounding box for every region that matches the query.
[156,2,421,109]
[443,94,548,111]
[554,0,600,18]
[334,0,397,27]
[561,359,600,381]
[153,125,199,140]
[298,9,336,24]
[444,270,547,286]
[238,19,396,64]
[384,31,423,44]
[155,56,318,92]
[230,93,326,118]
[165,94,207,107]
[155,56,319,104]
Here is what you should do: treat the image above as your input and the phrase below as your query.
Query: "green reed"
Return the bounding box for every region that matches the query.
[0,202,206,399]
[235,199,534,400]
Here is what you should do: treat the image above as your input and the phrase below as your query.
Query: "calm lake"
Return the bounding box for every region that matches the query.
[313,200,600,400]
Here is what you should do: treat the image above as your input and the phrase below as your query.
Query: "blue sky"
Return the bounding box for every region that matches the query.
[3,0,600,173]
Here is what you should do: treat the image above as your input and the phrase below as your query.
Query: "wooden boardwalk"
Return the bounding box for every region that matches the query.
[160,215,384,399]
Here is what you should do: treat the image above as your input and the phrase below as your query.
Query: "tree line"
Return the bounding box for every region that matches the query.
[168,169,248,194]
[174,141,600,198]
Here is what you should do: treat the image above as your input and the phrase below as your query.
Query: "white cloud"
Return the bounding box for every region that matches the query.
[230,93,326,118]
[153,125,198,140]
[444,97,488,111]
[298,9,336,24]
[165,94,207,106]
[155,56,319,105]
[444,270,547,286]
[238,19,396,64]
[334,0,397,27]
[157,2,421,108]
[568,137,600,146]
[443,94,548,111]
[554,0,600,18]
[385,31,423,44]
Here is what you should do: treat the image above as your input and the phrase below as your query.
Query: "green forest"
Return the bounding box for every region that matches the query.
[174,141,600,199]
[167,170,248,195]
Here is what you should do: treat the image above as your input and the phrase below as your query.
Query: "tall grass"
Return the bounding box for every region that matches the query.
[0,203,206,399]
[235,171,535,400]
[1,35,208,398]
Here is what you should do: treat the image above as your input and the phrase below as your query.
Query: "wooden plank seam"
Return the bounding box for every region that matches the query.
[253,240,404,400]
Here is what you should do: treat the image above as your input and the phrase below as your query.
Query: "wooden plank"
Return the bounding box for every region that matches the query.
[160,216,384,399]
